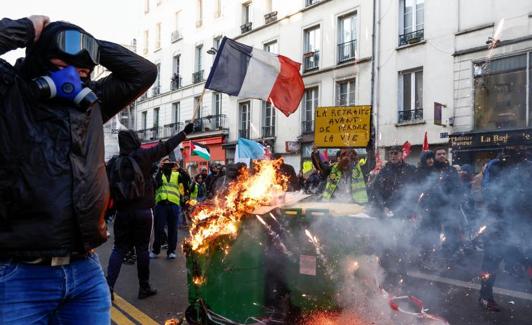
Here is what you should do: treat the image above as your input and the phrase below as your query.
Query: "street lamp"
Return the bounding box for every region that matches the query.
[206,47,217,55]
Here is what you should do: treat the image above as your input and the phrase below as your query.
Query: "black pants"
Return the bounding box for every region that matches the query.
[152,203,179,255]
[107,208,152,289]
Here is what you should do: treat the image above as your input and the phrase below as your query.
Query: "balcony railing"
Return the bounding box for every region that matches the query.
[171,75,182,90]
[137,127,162,141]
[399,29,424,46]
[301,120,314,134]
[398,108,423,123]
[262,125,275,138]
[185,114,228,133]
[139,92,148,101]
[151,85,160,96]
[162,122,184,138]
[264,11,278,24]
[192,70,204,84]
[240,22,252,34]
[303,51,320,72]
[338,40,356,63]
[239,129,250,138]
[171,30,182,43]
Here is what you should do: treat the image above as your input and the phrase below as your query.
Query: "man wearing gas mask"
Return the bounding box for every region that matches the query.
[0,15,157,323]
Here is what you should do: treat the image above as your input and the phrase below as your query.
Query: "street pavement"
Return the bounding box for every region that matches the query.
[96,224,532,325]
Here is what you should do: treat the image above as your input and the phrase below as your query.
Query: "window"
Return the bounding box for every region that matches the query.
[303,26,320,71]
[336,79,356,106]
[262,101,275,137]
[214,0,222,17]
[156,0,162,5]
[242,3,251,24]
[155,23,161,50]
[305,0,320,6]
[474,54,529,130]
[214,36,222,50]
[264,40,278,54]
[153,63,160,95]
[194,96,203,119]
[213,93,222,128]
[172,102,180,123]
[302,87,318,133]
[144,0,149,13]
[195,45,203,72]
[196,0,203,27]
[171,55,180,89]
[141,111,147,130]
[153,107,160,128]
[399,0,424,45]
[338,13,357,63]
[265,0,272,13]
[174,11,180,31]
[143,30,149,54]
[398,69,423,123]
[239,101,250,138]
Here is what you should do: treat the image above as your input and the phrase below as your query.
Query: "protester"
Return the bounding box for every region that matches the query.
[206,163,224,198]
[273,154,301,192]
[479,147,532,311]
[150,158,183,260]
[0,15,158,323]
[106,123,193,300]
[372,146,416,218]
[190,174,207,202]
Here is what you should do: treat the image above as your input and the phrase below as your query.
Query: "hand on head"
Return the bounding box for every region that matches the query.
[28,15,50,42]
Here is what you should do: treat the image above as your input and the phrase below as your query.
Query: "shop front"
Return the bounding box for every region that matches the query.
[182,136,226,176]
[450,128,532,171]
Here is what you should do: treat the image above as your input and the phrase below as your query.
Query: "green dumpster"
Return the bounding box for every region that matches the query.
[185,216,267,323]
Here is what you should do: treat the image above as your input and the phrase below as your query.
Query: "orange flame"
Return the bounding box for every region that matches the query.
[303,311,367,325]
[184,159,288,254]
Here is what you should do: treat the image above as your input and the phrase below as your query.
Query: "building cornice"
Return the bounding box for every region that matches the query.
[302,56,371,78]
[455,23,494,36]
[453,34,532,57]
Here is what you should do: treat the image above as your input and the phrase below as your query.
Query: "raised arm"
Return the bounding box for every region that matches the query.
[0,16,47,55]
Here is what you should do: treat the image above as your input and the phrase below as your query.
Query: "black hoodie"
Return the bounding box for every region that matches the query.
[113,129,188,210]
[0,17,157,257]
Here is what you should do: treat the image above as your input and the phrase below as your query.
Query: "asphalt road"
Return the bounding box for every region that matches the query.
[96,223,532,325]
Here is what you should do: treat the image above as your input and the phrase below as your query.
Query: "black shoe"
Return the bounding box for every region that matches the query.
[479,297,500,312]
[138,286,158,299]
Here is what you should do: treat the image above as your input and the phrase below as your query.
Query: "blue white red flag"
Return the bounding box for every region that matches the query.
[205,37,304,117]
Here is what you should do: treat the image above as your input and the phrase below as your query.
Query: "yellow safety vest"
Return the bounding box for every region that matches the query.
[322,162,368,204]
[155,171,181,205]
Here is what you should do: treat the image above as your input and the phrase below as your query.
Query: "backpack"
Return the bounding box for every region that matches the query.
[107,155,145,202]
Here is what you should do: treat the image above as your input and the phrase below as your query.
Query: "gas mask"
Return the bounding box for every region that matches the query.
[33,65,98,110]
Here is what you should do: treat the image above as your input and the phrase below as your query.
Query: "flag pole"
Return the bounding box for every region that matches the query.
[192,87,207,122]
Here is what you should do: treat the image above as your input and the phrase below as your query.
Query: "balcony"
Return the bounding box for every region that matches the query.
[239,129,250,138]
[192,70,204,84]
[185,114,228,133]
[170,74,182,90]
[303,51,319,72]
[264,11,278,24]
[139,92,148,101]
[137,127,162,142]
[338,40,356,63]
[301,120,314,134]
[151,85,160,96]
[399,29,424,46]
[171,30,182,43]
[398,109,423,123]
[240,22,252,34]
[162,122,184,138]
[262,125,275,138]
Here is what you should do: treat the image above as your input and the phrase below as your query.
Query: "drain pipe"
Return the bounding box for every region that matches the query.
[370,0,380,152]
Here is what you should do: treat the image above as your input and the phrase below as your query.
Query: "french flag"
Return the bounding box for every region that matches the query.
[205,37,304,117]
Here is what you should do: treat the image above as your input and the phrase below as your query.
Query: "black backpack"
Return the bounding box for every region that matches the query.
[107,155,145,202]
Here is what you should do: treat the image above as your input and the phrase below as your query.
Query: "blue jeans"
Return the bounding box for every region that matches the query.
[0,253,111,324]
[152,204,180,255]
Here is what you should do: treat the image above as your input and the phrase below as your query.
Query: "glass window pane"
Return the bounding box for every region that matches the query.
[348,79,356,105]
[403,73,411,111]
[415,70,423,109]
[416,1,424,30]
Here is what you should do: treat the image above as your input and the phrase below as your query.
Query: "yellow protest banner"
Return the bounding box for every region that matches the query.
[314,105,371,148]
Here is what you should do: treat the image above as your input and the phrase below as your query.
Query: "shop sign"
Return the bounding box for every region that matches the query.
[285,141,301,153]
[450,129,532,149]
[314,105,371,148]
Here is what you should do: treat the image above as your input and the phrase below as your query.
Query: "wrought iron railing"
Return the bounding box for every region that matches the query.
[137,127,163,141]
[192,70,204,84]
[338,39,356,63]
[305,0,321,6]
[151,85,160,96]
[185,114,227,133]
[170,75,182,90]
[264,11,278,24]
[301,120,314,134]
[162,122,184,138]
[239,129,250,138]
[262,125,275,138]
[240,22,252,34]
[398,29,424,46]
[398,108,423,123]
[170,30,182,43]
[303,51,320,72]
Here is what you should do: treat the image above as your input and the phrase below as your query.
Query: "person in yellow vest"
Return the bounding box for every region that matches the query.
[321,148,369,204]
[151,158,182,259]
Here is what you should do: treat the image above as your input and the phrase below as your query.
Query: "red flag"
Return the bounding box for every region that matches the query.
[402,141,412,160]
[422,131,429,151]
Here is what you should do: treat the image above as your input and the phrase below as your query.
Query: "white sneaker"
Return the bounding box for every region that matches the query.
[149,252,158,259]
[167,253,177,259]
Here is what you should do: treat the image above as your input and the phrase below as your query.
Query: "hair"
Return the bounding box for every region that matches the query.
[434,147,447,154]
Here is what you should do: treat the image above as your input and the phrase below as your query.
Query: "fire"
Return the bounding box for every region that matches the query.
[192,275,205,285]
[302,311,367,325]
[478,225,487,235]
[184,159,288,254]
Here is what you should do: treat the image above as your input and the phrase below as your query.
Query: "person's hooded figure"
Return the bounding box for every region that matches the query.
[417,150,435,182]
[118,130,142,156]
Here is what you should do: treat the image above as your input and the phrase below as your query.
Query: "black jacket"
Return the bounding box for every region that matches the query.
[373,161,416,211]
[113,130,187,211]
[0,18,157,257]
